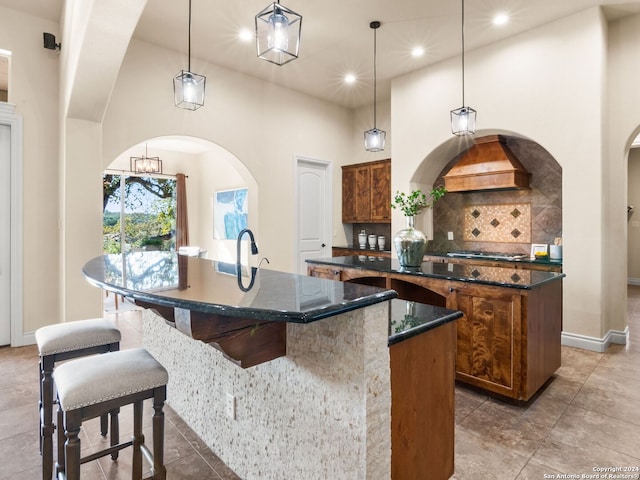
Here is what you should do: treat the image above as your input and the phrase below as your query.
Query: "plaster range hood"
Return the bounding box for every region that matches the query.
[443,135,531,192]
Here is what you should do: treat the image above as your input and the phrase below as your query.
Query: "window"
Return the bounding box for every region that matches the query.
[103,173,176,254]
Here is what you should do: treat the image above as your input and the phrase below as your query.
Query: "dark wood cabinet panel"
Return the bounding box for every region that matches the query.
[370,162,391,221]
[341,168,357,222]
[306,264,342,280]
[342,159,390,223]
[451,288,522,396]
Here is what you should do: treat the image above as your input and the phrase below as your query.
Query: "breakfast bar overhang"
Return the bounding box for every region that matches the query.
[82,252,461,480]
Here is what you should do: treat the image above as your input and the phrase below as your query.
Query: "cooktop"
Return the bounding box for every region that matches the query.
[446,251,528,261]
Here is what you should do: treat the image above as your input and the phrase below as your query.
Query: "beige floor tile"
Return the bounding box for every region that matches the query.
[547,404,640,459]
[531,436,640,475]
[515,460,563,480]
[453,424,530,480]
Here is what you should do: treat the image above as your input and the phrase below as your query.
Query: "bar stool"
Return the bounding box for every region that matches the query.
[35,318,121,480]
[53,348,168,480]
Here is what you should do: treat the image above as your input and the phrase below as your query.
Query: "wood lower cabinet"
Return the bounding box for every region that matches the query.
[390,320,455,480]
[306,264,342,280]
[307,263,562,401]
[342,159,391,223]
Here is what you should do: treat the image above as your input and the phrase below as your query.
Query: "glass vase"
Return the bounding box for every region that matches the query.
[393,216,427,268]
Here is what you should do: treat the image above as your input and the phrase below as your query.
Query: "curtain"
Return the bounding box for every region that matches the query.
[175,173,189,250]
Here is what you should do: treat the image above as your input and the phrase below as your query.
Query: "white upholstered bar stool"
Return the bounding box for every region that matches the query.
[53,348,168,480]
[35,318,121,480]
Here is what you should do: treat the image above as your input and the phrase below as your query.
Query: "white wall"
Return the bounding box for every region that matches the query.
[0,6,60,337]
[392,8,610,346]
[102,39,355,279]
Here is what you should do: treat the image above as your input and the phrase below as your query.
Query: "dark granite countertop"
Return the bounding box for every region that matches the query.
[307,256,565,289]
[83,252,397,323]
[388,299,462,346]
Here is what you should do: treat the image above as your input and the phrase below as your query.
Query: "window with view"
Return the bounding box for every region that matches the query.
[103,174,176,254]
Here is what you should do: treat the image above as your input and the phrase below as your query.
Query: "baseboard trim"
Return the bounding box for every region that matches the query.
[561,328,629,352]
[628,278,640,286]
[20,331,35,346]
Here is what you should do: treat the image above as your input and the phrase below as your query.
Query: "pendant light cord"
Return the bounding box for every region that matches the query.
[373,27,377,127]
[188,0,192,72]
[371,21,380,128]
[461,0,465,108]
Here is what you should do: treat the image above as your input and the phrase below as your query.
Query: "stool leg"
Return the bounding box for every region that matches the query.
[132,401,144,480]
[100,413,108,436]
[55,403,65,478]
[63,411,82,480]
[152,387,167,480]
[110,408,120,460]
[40,356,55,480]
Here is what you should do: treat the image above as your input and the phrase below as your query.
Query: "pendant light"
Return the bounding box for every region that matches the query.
[255,1,302,66]
[450,0,476,136]
[130,143,163,174]
[174,0,206,110]
[364,21,386,152]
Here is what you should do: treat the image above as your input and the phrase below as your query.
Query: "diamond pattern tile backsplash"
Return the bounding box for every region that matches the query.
[463,204,531,243]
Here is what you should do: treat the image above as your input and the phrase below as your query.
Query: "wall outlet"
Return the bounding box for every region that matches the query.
[447,231,454,240]
[225,393,236,420]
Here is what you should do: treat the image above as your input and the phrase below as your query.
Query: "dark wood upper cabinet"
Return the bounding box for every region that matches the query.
[342,159,390,223]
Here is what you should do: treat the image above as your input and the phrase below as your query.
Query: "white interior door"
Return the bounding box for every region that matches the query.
[0,124,10,345]
[296,158,332,274]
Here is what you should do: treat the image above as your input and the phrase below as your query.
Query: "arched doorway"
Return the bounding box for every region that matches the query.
[104,135,258,264]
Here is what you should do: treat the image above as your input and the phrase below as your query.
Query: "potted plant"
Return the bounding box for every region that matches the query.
[391,186,446,268]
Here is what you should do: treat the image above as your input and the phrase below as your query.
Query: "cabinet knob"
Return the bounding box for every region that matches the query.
[449,287,455,293]
[321,243,326,248]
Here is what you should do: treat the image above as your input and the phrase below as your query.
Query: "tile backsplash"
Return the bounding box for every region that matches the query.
[430,136,562,255]
[463,203,531,243]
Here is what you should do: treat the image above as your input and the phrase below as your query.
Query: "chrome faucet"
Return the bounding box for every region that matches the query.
[236,228,259,292]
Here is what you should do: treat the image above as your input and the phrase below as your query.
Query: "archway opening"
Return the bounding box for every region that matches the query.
[104,135,258,265]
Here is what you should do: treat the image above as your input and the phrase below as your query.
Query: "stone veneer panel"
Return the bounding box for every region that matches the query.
[142,302,391,480]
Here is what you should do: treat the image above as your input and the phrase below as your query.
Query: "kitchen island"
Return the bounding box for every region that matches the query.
[308,256,565,401]
[83,252,460,480]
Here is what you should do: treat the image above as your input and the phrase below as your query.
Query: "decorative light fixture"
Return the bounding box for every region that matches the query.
[174,0,205,110]
[130,144,163,174]
[255,1,302,66]
[450,0,477,136]
[364,21,386,152]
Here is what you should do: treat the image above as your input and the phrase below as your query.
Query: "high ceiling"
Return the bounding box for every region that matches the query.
[2,0,640,108]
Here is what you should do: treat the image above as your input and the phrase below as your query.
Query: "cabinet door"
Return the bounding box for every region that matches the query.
[370,161,390,221]
[342,167,357,222]
[354,166,371,221]
[449,286,522,398]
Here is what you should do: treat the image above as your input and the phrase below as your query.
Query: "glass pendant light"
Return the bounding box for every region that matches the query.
[450,0,477,136]
[174,0,206,110]
[130,143,163,174]
[255,1,302,66]
[364,21,386,152]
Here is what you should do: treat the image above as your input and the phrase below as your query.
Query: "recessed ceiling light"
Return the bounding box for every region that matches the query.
[238,29,253,42]
[411,46,425,58]
[344,73,356,84]
[493,13,509,26]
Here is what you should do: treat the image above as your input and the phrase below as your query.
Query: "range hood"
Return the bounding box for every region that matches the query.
[443,135,531,192]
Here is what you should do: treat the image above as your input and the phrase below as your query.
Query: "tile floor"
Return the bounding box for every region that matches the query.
[2,289,640,479]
